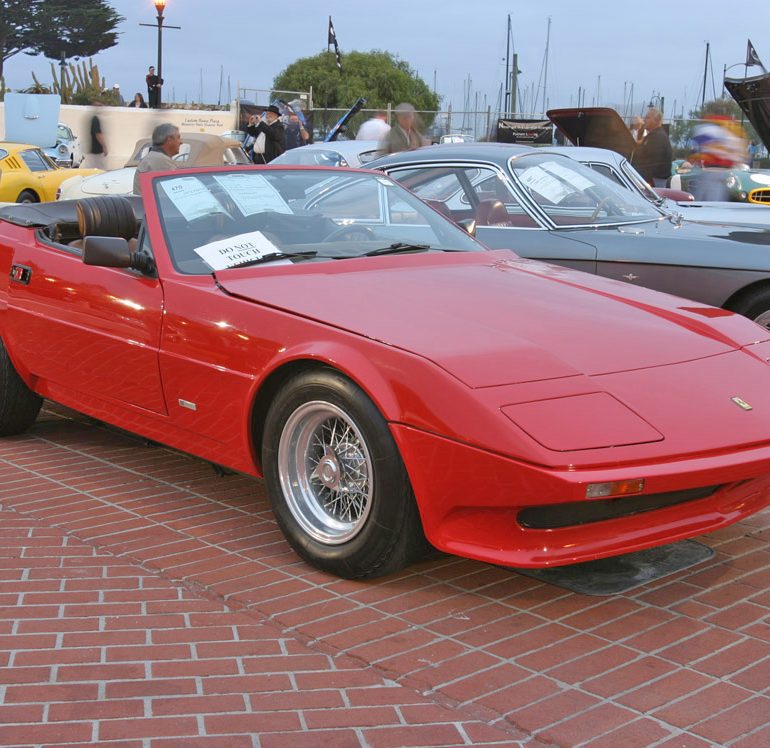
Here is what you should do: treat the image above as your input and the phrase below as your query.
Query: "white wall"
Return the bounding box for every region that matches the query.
[0,103,237,170]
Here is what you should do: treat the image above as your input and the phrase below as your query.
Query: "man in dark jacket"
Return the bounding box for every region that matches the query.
[246,105,286,163]
[635,108,672,187]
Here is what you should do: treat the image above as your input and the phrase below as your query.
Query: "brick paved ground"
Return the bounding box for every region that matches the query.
[0,406,768,747]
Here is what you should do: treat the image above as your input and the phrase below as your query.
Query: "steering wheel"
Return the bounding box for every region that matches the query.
[323,225,376,242]
[590,197,611,222]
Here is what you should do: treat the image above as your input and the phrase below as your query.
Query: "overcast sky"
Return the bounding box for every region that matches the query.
[5,0,769,117]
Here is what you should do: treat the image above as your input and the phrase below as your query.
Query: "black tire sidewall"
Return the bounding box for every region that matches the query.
[17,190,38,204]
[730,288,770,326]
[262,369,419,578]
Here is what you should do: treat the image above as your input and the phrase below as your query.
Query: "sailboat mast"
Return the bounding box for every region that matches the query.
[542,16,551,116]
[504,14,511,114]
[701,42,710,110]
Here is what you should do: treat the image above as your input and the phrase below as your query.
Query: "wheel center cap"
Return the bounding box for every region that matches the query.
[317,454,341,488]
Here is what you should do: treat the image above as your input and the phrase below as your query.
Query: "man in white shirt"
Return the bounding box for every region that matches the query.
[133,124,182,194]
[357,111,390,141]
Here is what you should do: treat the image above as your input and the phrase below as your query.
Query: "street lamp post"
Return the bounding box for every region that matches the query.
[140,0,180,108]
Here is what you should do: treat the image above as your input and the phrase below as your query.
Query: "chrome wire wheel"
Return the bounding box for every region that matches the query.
[754,309,770,331]
[277,400,374,545]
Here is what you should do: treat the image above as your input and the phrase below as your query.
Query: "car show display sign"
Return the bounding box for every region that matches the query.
[496,118,553,144]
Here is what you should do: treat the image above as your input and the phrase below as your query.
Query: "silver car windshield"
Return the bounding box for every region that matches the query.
[153,169,485,275]
[509,153,661,226]
[621,161,662,203]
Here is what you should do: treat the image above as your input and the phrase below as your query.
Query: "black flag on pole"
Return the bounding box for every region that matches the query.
[746,39,765,70]
[328,17,342,71]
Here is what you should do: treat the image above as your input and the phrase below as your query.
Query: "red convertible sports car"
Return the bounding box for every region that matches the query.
[1,165,770,579]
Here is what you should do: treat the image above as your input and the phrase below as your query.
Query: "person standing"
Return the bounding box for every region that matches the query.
[146,66,163,109]
[629,115,645,143]
[284,112,310,150]
[84,101,108,169]
[245,105,286,163]
[133,123,182,194]
[112,83,125,106]
[357,110,390,141]
[634,108,672,187]
[380,103,423,154]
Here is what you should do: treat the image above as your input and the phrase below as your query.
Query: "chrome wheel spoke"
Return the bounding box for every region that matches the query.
[278,402,373,545]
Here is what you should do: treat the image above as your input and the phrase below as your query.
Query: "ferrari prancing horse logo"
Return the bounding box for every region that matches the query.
[731,396,753,411]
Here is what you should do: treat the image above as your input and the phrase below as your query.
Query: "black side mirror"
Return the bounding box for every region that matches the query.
[82,236,155,275]
[458,218,477,237]
[82,236,132,268]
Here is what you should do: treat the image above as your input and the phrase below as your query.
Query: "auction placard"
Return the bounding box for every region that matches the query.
[193,231,288,271]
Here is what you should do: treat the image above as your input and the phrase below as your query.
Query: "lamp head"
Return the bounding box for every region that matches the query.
[154,0,167,13]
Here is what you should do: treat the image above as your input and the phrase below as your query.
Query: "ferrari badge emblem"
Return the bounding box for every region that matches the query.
[731,397,753,411]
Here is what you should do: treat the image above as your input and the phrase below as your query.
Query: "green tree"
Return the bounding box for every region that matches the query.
[273,50,439,129]
[0,0,42,80]
[28,0,123,63]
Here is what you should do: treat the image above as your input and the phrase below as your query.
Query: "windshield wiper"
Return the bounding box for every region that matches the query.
[363,242,432,257]
[230,250,317,269]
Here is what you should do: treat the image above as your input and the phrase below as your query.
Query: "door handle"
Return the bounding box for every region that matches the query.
[10,264,32,285]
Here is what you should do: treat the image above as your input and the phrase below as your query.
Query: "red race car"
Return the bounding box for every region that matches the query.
[1,165,770,579]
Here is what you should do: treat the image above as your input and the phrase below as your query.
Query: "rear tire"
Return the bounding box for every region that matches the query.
[0,339,42,436]
[16,190,38,204]
[262,368,429,579]
[728,288,770,332]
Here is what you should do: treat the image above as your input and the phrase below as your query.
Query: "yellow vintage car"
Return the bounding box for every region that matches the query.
[0,142,101,203]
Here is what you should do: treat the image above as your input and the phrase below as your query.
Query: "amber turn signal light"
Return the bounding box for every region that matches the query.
[586,479,645,499]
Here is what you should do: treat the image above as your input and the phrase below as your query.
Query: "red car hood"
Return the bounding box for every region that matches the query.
[215,250,760,388]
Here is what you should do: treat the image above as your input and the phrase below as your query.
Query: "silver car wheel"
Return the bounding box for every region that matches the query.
[277,400,373,545]
[754,310,770,331]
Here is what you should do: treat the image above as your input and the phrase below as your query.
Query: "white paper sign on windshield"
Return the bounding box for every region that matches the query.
[213,173,292,216]
[193,230,289,271]
[518,165,571,204]
[160,176,227,221]
[540,160,596,191]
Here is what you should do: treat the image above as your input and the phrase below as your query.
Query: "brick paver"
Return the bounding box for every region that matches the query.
[0,406,769,747]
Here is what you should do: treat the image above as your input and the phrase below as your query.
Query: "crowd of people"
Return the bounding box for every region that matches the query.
[93,89,756,204]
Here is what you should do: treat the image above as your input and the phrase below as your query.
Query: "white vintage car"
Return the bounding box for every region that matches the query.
[57,133,251,199]
[43,123,84,168]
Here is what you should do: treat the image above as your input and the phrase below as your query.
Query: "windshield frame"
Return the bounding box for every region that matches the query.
[507,152,664,229]
[150,166,487,276]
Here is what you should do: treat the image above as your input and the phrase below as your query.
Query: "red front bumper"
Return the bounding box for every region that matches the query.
[392,424,770,568]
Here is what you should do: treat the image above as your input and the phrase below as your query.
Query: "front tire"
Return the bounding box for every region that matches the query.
[0,339,43,436]
[729,288,770,332]
[262,368,428,578]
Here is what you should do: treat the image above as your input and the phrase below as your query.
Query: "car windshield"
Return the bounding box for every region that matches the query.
[19,148,56,172]
[508,153,661,226]
[152,168,485,275]
[274,149,350,167]
[56,125,71,141]
[620,160,662,203]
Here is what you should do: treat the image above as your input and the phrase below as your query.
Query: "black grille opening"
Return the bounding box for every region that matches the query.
[518,485,722,529]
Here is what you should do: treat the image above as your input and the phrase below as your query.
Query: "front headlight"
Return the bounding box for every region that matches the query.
[501,392,663,451]
[58,144,68,154]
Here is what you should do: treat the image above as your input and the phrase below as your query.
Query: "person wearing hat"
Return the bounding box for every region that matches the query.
[381,103,423,154]
[245,105,286,163]
[111,83,125,106]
